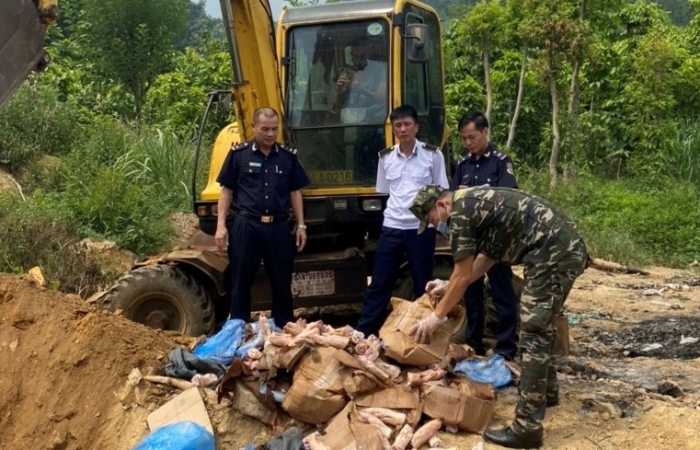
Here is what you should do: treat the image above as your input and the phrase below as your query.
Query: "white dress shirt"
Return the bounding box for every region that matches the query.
[376,139,449,230]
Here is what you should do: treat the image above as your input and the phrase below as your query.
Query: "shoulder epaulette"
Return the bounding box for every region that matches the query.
[230,141,250,152]
[378,147,392,158]
[493,150,508,160]
[279,144,297,155]
[422,143,440,152]
[457,155,469,165]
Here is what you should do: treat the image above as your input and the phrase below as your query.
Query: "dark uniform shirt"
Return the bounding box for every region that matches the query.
[450,144,517,191]
[449,187,584,266]
[217,141,310,216]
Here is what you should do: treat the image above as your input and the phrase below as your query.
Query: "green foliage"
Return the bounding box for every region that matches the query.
[144,38,231,129]
[83,0,190,119]
[0,87,81,172]
[666,118,700,186]
[521,171,700,267]
[178,1,226,49]
[0,194,117,296]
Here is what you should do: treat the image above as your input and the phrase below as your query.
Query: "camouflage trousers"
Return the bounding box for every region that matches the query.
[513,238,588,432]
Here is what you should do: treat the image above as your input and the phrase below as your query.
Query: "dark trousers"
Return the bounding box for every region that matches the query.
[464,263,519,359]
[357,226,436,336]
[227,215,294,327]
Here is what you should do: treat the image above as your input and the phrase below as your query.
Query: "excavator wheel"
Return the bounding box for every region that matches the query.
[98,265,215,336]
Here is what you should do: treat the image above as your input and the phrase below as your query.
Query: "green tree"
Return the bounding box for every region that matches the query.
[456,1,509,122]
[83,0,189,119]
[178,0,226,50]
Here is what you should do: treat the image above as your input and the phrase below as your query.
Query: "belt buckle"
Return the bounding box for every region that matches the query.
[260,215,273,223]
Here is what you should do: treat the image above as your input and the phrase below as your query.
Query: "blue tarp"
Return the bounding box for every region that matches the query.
[132,421,215,450]
[165,319,280,380]
[453,354,513,388]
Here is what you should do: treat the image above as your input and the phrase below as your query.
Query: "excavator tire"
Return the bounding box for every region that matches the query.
[98,265,215,336]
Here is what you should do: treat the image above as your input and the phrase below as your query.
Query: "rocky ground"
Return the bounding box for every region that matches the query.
[1,265,699,449]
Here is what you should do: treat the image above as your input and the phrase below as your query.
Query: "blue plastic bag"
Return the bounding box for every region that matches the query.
[453,354,513,388]
[193,319,246,366]
[132,421,215,450]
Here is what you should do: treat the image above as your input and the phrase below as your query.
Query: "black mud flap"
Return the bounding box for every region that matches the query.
[0,0,46,108]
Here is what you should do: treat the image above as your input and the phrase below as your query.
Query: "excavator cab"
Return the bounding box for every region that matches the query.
[0,0,58,109]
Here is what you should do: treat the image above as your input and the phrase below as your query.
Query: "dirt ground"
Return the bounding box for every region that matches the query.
[1,266,700,449]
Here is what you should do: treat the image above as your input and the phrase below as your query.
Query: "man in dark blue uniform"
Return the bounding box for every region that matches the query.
[450,111,519,359]
[214,107,310,327]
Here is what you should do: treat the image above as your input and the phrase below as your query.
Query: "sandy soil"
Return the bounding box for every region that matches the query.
[1,266,699,449]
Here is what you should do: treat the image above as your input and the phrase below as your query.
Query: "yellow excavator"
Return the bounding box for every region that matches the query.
[97,0,455,336]
[0,0,59,108]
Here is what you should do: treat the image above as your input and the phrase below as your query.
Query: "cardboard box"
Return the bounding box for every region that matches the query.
[342,369,380,399]
[554,314,570,355]
[281,346,347,424]
[379,295,465,367]
[355,386,420,410]
[356,385,423,428]
[147,388,213,434]
[422,384,495,433]
[317,402,384,450]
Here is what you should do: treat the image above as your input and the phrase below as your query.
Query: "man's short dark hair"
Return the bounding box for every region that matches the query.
[458,111,489,131]
[390,104,419,123]
[253,107,279,123]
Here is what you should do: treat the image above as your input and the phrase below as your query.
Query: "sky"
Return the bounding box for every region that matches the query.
[205,0,287,19]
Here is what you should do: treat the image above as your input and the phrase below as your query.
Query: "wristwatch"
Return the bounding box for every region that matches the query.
[298,224,307,230]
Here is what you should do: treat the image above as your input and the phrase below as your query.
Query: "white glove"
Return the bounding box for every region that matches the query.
[425,279,449,297]
[409,312,447,344]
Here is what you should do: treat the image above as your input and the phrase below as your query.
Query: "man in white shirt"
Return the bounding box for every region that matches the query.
[356,105,450,336]
[335,36,387,123]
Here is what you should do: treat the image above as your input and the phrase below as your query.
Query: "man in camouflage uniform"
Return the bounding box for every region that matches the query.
[408,185,588,449]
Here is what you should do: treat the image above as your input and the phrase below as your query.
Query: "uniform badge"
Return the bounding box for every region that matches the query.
[249,162,262,167]
[507,162,514,175]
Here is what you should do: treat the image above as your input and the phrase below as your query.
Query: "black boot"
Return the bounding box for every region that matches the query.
[546,389,559,407]
[483,425,543,449]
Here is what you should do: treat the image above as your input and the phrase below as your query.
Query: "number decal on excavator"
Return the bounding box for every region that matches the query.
[309,171,354,185]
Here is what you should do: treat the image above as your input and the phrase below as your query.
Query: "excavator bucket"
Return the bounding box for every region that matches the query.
[0,0,50,109]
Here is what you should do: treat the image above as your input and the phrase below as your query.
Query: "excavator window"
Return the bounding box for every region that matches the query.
[285,20,390,188]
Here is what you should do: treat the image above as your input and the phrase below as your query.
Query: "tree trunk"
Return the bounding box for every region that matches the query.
[568,59,581,120]
[483,40,493,123]
[548,54,560,191]
[564,0,586,179]
[507,44,528,151]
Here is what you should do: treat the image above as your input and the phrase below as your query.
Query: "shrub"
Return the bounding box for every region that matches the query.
[520,170,700,267]
[0,87,81,172]
[0,194,118,296]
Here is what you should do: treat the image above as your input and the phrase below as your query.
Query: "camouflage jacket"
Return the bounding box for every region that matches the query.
[449,187,585,266]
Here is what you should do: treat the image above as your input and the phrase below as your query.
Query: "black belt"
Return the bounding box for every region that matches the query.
[236,210,287,224]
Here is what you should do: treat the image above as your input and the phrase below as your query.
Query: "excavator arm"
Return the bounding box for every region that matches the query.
[0,0,59,108]
[219,0,285,141]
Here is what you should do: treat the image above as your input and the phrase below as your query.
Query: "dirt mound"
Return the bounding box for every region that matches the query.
[0,274,177,449]
[0,273,272,450]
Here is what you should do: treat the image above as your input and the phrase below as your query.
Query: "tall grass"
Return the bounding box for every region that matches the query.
[520,171,700,268]
[667,118,700,186]
[130,129,195,210]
